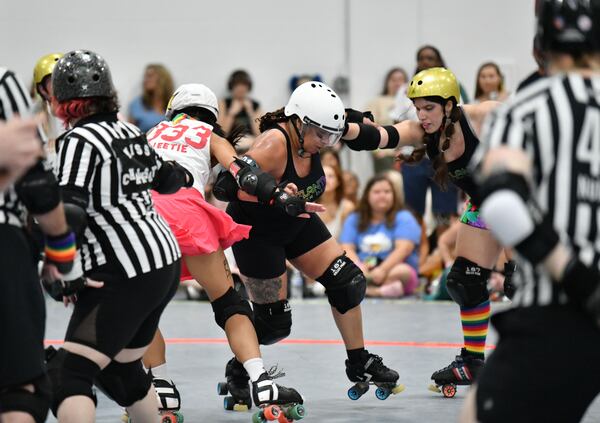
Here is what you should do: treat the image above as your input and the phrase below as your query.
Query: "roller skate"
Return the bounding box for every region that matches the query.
[251,371,305,423]
[121,378,183,422]
[428,348,484,398]
[217,357,253,411]
[345,351,405,400]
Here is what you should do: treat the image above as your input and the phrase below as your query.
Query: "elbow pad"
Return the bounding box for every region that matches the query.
[345,123,381,151]
[229,157,278,203]
[15,161,61,215]
[152,161,194,194]
[383,126,400,149]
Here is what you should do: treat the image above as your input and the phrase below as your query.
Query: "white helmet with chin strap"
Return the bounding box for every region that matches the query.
[284,81,345,154]
[165,83,219,120]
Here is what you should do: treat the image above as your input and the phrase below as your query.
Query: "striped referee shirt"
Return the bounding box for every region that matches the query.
[475,73,600,308]
[0,68,46,227]
[55,113,180,278]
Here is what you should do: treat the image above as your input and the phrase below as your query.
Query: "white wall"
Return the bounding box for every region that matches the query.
[2,0,536,112]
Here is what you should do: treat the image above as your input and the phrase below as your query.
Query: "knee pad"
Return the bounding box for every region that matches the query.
[253,300,292,345]
[318,255,366,314]
[46,348,99,416]
[0,375,50,423]
[211,287,253,330]
[446,257,491,307]
[94,359,151,408]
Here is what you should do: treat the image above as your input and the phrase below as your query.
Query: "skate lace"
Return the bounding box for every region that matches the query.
[267,364,286,379]
[367,354,389,371]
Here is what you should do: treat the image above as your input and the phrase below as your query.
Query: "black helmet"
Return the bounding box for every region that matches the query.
[536,0,600,54]
[52,50,116,102]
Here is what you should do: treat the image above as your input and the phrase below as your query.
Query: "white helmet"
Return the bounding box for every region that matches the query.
[165,83,219,120]
[284,81,345,146]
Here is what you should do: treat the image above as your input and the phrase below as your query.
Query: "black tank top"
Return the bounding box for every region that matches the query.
[227,125,326,232]
[426,108,481,205]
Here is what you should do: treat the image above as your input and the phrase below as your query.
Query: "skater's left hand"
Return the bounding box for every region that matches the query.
[42,263,104,306]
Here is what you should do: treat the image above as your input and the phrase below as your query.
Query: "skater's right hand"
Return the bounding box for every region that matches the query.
[42,261,104,306]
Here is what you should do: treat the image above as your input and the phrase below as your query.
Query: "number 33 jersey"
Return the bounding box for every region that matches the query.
[147,114,213,196]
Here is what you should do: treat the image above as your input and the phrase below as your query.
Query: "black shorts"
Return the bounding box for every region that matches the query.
[65,261,180,358]
[476,305,600,423]
[228,202,331,279]
[0,225,45,388]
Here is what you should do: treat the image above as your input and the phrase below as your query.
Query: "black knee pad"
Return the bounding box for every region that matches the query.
[318,255,366,314]
[95,359,152,407]
[253,300,292,345]
[211,287,254,330]
[46,348,99,416]
[446,256,491,307]
[0,375,50,423]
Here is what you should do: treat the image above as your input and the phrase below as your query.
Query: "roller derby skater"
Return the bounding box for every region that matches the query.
[214,81,402,404]
[346,351,405,401]
[344,67,507,396]
[143,83,307,417]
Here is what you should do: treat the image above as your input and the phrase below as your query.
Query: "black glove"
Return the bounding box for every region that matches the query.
[272,191,308,217]
[42,277,86,302]
[502,260,517,299]
[343,108,375,136]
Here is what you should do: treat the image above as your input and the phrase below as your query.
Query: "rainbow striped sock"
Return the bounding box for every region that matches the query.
[460,300,490,359]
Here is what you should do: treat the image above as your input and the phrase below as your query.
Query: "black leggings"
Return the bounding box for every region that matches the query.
[65,261,180,357]
[0,225,45,388]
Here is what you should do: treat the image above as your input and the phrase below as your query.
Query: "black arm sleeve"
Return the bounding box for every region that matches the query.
[15,160,61,215]
[152,161,194,194]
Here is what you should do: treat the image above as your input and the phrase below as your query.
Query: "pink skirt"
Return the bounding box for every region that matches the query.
[152,188,251,280]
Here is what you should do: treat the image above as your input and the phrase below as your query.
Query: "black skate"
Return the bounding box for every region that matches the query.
[345,351,404,400]
[429,348,484,398]
[251,371,305,423]
[122,377,183,423]
[217,357,253,411]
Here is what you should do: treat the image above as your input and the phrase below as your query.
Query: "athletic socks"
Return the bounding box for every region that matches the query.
[243,357,266,382]
[460,300,490,359]
[347,347,366,363]
[150,363,170,380]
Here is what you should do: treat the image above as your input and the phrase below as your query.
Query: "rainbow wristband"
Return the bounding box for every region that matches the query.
[44,231,77,265]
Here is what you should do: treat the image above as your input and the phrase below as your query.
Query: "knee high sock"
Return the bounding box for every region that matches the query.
[460,300,490,359]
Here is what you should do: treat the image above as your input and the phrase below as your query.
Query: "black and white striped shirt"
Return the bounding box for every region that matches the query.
[0,68,45,227]
[476,73,600,308]
[55,113,180,278]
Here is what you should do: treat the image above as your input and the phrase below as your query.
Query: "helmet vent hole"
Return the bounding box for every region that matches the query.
[334,114,339,120]
[92,74,100,81]
[327,89,332,92]
[331,94,336,98]
[67,76,75,84]
[311,83,316,88]
[318,84,323,88]
[418,80,423,85]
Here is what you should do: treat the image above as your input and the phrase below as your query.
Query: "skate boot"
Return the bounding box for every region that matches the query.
[345,351,404,400]
[251,371,305,423]
[217,357,253,411]
[429,348,484,398]
[122,378,182,423]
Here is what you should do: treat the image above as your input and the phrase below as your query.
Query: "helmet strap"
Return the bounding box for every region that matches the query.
[291,118,308,157]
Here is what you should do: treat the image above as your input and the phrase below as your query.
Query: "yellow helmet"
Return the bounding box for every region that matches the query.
[407,67,460,103]
[33,53,63,85]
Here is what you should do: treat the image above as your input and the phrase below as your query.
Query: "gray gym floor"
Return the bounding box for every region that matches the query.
[44,297,600,423]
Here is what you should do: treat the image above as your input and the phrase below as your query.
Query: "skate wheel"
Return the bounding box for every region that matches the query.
[347,386,362,400]
[224,396,236,411]
[428,384,441,393]
[217,382,229,396]
[375,387,390,400]
[288,404,305,420]
[245,397,253,410]
[252,411,266,423]
[173,411,184,423]
[391,384,405,395]
[120,413,129,423]
[160,412,177,423]
[278,414,292,423]
[442,383,457,398]
[233,403,249,412]
[263,405,281,420]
